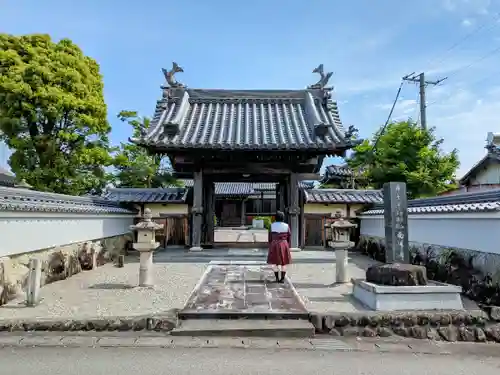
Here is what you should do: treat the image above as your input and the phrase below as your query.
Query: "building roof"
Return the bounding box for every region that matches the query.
[0,167,16,187]
[362,188,500,215]
[175,180,314,193]
[324,165,356,178]
[0,186,134,214]
[131,63,356,153]
[459,148,500,185]
[104,187,189,203]
[305,189,383,204]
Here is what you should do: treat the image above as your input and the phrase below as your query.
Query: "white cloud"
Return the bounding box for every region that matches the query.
[461,18,474,27]
[442,0,493,14]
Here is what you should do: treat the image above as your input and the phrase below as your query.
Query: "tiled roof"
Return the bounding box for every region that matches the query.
[215,183,254,196]
[305,189,383,204]
[322,164,367,182]
[324,165,355,178]
[459,149,500,185]
[0,186,134,214]
[133,87,353,152]
[104,188,188,203]
[362,188,500,215]
[175,180,314,193]
[0,167,15,187]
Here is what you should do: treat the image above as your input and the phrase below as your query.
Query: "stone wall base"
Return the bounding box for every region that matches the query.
[0,310,178,332]
[309,312,500,343]
[0,233,133,305]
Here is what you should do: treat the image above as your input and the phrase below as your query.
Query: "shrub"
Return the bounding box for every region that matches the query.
[254,216,272,230]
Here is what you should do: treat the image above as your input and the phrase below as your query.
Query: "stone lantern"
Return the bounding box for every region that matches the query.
[330,213,357,284]
[130,208,164,287]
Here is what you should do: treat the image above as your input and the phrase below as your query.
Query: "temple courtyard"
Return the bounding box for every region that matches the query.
[0,246,387,321]
[0,246,482,322]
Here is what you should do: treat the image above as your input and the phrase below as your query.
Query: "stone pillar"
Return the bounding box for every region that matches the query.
[130,208,163,287]
[190,170,203,251]
[26,258,42,307]
[240,199,246,226]
[205,180,215,246]
[288,173,301,252]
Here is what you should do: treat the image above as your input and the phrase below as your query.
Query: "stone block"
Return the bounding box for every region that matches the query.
[352,279,463,311]
[366,263,428,286]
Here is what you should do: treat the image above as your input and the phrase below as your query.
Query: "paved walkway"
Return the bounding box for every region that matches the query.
[181,262,308,318]
[214,228,268,243]
[0,249,380,320]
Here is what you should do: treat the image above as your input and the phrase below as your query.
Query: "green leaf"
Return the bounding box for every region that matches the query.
[346,120,459,198]
[0,33,113,195]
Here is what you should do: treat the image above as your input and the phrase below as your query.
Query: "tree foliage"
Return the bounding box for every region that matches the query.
[0,34,113,195]
[113,110,178,188]
[347,120,459,198]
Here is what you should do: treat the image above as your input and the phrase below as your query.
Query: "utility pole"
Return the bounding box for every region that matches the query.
[402,72,447,130]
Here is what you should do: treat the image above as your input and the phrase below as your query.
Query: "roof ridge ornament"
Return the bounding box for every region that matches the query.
[308,64,334,90]
[162,62,185,88]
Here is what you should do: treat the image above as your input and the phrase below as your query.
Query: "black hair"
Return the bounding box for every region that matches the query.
[275,210,285,222]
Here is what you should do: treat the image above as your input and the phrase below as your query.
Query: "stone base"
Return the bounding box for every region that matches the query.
[290,248,302,252]
[189,246,203,252]
[352,279,464,311]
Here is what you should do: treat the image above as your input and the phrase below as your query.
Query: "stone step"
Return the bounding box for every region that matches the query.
[170,319,315,338]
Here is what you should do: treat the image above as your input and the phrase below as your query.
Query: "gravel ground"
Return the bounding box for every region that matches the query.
[0,257,205,320]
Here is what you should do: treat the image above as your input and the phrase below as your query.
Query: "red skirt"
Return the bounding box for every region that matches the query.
[267,239,292,266]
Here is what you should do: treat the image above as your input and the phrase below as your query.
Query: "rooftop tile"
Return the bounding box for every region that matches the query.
[104,187,188,203]
[305,189,383,204]
[135,87,352,152]
[362,187,500,215]
[0,187,133,214]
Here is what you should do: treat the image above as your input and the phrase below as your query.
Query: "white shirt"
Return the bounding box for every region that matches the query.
[270,221,289,233]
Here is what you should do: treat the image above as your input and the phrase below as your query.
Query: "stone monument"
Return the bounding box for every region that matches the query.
[352,182,464,311]
[329,211,356,284]
[130,208,164,287]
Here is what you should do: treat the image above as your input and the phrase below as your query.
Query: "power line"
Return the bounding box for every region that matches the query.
[445,44,500,80]
[424,13,500,71]
[371,81,404,156]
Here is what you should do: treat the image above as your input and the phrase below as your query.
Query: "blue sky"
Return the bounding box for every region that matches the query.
[1,0,500,178]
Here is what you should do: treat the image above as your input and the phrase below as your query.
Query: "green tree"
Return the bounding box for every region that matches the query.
[113,110,178,188]
[347,120,459,198]
[0,34,113,195]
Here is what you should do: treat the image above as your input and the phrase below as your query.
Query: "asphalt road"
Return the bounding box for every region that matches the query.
[1,347,499,375]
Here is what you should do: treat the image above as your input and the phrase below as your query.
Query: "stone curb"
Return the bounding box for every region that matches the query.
[1,335,500,357]
[309,311,500,343]
[0,311,179,333]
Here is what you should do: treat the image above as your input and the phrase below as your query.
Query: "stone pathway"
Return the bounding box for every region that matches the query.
[214,228,267,243]
[180,262,308,319]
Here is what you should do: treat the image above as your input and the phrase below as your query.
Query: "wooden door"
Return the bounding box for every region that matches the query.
[305,217,323,247]
[165,216,187,246]
[220,201,241,227]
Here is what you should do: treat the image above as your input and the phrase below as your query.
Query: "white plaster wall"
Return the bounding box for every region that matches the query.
[359,212,500,255]
[470,163,500,185]
[0,211,135,257]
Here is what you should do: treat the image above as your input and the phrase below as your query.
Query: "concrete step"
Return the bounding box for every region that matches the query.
[171,319,315,338]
